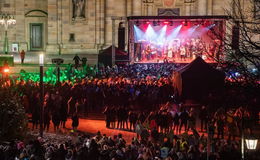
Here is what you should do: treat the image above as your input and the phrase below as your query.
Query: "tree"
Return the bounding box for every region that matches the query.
[0,88,28,141]
[209,0,260,87]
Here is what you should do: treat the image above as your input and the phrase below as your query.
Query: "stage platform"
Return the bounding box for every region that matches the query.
[134,57,217,64]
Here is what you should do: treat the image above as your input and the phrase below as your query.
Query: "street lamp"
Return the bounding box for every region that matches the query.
[39,54,44,137]
[245,137,258,150]
[0,13,16,54]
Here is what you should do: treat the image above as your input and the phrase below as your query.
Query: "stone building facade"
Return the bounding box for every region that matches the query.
[0,0,247,56]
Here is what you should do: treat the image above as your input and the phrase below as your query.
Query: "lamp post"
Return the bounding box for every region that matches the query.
[245,136,258,159]
[0,13,16,54]
[245,137,258,150]
[39,54,44,137]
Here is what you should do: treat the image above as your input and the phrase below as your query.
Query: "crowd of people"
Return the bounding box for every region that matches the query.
[2,129,258,160]
[5,64,177,133]
[0,62,259,160]
[103,101,255,141]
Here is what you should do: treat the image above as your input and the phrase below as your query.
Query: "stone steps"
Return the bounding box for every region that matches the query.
[5,53,98,75]
[11,52,98,65]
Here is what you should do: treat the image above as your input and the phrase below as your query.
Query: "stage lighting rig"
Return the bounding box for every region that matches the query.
[184,0,196,3]
[157,20,161,26]
[153,20,157,26]
[135,20,140,26]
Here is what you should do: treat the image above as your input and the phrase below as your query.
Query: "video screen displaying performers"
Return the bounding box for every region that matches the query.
[133,20,224,63]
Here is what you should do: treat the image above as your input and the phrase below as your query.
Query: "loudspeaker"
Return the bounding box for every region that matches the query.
[52,58,64,65]
[232,22,239,50]
[134,43,142,61]
[118,26,125,50]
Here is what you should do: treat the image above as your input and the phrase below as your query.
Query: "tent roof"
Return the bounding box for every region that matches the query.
[173,57,225,100]
[176,57,223,76]
[99,45,127,56]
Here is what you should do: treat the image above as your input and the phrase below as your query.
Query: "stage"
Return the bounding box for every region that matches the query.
[134,56,216,64]
[128,16,227,64]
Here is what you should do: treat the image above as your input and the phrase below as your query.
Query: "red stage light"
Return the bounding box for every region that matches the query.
[203,21,208,26]
[163,21,169,25]
[146,21,150,24]
[182,21,188,26]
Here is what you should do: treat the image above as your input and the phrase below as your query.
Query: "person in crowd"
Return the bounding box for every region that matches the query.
[51,92,61,132]
[122,107,129,130]
[110,106,117,129]
[173,109,180,134]
[67,96,76,116]
[187,108,196,132]
[117,107,123,129]
[32,93,41,130]
[73,54,81,69]
[103,106,111,128]
[81,57,88,67]
[43,93,51,132]
[21,94,29,113]
[60,97,68,129]
[216,116,225,139]
[129,111,138,131]
[199,105,208,132]
[20,49,26,64]
[208,120,216,140]
[179,108,189,134]
[72,112,79,132]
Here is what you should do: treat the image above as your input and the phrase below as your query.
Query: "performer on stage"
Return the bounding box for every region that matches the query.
[144,44,152,61]
[167,47,173,59]
[180,45,186,61]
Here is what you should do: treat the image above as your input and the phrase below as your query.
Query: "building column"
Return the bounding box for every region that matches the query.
[95,0,105,49]
[147,4,154,15]
[133,0,142,16]
[184,3,191,16]
[197,0,207,15]
[46,0,59,54]
[104,0,112,46]
[15,0,27,51]
[126,0,133,16]
[207,0,213,15]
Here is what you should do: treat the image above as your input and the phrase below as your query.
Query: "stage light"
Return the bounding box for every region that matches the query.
[214,21,220,26]
[163,21,169,25]
[182,21,188,26]
[146,21,150,24]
